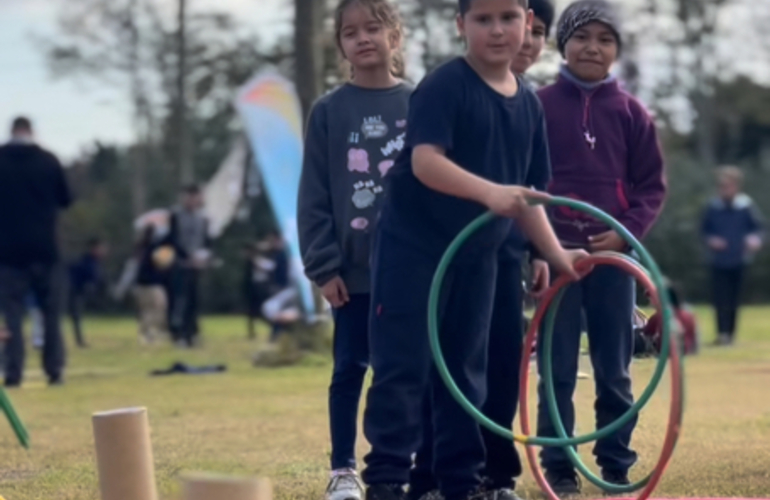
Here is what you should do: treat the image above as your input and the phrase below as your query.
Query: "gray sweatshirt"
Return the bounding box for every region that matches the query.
[298,82,412,294]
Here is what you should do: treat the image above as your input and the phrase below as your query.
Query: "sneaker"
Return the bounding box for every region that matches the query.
[478,478,523,500]
[467,488,500,500]
[486,488,524,500]
[544,470,580,496]
[418,491,444,500]
[601,470,630,492]
[366,484,406,500]
[327,469,364,500]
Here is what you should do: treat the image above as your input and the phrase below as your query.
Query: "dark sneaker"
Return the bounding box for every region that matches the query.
[478,478,523,500]
[366,484,406,500]
[468,488,524,500]
[488,488,524,500]
[467,489,494,500]
[601,470,630,492]
[544,470,580,496]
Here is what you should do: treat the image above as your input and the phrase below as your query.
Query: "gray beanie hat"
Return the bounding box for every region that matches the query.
[556,0,622,57]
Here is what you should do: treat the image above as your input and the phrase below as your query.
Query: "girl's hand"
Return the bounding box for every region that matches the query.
[549,248,591,281]
[321,276,349,308]
[530,259,550,298]
[484,185,551,219]
[589,230,626,252]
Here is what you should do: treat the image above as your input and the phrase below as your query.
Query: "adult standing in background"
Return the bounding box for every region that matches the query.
[701,166,764,346]
[0,117,72,387]
[167,184,211,347]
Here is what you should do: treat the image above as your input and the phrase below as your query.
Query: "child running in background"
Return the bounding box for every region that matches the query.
[133,225,172,345]
[535,0,667,494]
[408,2,556,499]
[360,0,587,498]
[297,1,411,498]
[67,237,109,348]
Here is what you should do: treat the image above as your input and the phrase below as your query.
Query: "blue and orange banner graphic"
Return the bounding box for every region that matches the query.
[234,70,316,317]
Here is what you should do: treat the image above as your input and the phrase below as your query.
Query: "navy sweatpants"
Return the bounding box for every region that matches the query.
[536,264,638,474]
[409,259,524,497]
[362,232,498,500]
[329,293,370,470]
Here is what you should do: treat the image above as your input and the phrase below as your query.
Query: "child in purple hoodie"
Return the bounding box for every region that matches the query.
[535,0,667,494]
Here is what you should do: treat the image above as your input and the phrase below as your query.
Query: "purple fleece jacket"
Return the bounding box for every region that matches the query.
[537,73,667,247]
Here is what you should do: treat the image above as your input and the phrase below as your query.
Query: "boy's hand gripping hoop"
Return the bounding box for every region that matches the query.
[427,197,684,500]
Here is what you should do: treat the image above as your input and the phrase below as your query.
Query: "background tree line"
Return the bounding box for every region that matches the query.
[44,0,770,312]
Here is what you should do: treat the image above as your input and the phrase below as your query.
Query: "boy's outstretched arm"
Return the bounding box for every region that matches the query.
[413,145,551,218]
[412,145,498,204]
[413,145,585,279]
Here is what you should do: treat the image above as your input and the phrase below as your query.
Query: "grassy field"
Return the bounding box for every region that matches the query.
[1,306,769,500]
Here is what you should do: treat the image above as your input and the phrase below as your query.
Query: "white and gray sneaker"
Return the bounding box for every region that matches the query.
[326,468,365,500]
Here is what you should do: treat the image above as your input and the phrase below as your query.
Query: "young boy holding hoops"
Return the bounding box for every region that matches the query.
[361,1,587,499]
[408,2,558,499]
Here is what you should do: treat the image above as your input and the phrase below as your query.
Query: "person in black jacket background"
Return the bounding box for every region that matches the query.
[0,117,72,387]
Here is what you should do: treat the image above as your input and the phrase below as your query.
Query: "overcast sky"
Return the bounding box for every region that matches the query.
[1,0,765,161]
[0,0,292,160]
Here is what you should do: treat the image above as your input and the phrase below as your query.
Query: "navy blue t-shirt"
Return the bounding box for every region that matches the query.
[378,57,551,262]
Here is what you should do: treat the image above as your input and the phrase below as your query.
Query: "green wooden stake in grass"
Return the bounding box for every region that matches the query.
[0,387,30,448]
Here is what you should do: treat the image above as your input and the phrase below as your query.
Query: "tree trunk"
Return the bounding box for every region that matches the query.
[128,0,147,216]
[294,0,326,122]
[177,0,193,186]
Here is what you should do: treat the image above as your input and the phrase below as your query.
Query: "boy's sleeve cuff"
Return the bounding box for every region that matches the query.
[617,218,647,242]
[313,271,340,288]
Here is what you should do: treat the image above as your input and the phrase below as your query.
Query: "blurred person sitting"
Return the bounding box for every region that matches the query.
[259,231,301,342]
[701,166,764,346]
[67,237,109,348]
[0,116,72,387]
[243,240,277,340]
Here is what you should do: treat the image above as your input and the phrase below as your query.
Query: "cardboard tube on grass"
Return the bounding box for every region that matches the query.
[182,473,272,500]
[92,407,158,500]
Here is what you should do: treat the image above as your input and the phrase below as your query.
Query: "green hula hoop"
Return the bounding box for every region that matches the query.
[541,251,670,493]
[427,196,679,449]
